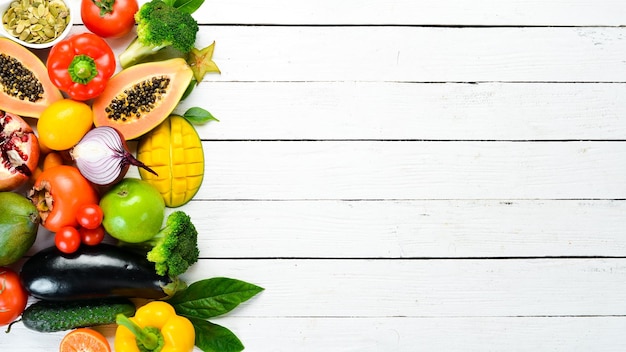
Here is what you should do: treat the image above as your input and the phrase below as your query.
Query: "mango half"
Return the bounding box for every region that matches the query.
[137,115,204,207]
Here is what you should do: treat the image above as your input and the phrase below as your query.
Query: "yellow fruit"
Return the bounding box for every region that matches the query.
[137,115,204,207]
[37,99,93,150]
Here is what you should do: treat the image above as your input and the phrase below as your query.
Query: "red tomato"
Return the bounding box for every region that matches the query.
[81,0,139,38]
[55,226,81,254]
[0,267,28,326]
[76,204,104,230]
[79,226,106,246]
[30,165,99,232]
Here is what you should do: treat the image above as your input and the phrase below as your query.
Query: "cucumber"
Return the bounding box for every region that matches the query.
[22,297,136,332]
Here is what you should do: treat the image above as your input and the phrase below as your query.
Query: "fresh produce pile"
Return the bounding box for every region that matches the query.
[0,0,263,351]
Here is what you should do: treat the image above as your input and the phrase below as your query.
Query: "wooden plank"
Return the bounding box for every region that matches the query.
[180,82,626,140]
[192,141,626,200]
[190,26,626,82]
[192,0,626,26]
[204,316,626,352]
[183,200,626,258]
[27,199,626,258]
[3,316,626,351]
[181,259,626,317]
[69,0,626,26]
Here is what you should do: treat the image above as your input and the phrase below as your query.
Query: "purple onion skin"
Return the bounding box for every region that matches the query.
[72,127,157,187]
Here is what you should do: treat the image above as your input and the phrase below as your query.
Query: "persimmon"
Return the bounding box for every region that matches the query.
[29,165,99,232]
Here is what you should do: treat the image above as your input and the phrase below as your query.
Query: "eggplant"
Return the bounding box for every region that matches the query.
[20,243,178,301]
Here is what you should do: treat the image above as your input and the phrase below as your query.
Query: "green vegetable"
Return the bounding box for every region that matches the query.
[168,277,264,352]
[21,298,136,332]
[121,211,200,278]
[119,0,200,68]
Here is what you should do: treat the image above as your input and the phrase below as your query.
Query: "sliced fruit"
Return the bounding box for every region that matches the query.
[60,328,111,352]
[0,110,40,191]
[137,115,204,207]
[0,38,63,118]
[92,58,193,140]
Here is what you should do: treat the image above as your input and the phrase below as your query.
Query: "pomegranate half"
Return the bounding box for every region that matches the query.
[0,110,40,191]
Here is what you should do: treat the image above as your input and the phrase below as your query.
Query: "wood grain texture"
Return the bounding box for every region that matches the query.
[191,0,626,26]
[70,0,626,26]
[182,82,626,141]
[186,199,626,258]
[179,259,626,317]
[196,26,626,82]
[196,141,626,199]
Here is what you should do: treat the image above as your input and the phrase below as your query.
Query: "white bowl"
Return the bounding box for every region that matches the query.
[0,0,73,49]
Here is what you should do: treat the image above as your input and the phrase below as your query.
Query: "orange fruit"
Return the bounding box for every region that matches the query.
[59,328,111,352]
[43,152,64,170]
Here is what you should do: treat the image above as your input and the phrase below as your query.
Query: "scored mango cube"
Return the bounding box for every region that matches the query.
[137,115,205,207]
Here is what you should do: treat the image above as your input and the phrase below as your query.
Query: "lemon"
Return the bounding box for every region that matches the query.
[37,99,93,151]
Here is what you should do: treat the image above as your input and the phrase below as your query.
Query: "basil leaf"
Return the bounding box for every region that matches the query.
[173,0,205,14]
[170,277,264,319]
[160,0,176,6]
[189,317,244,352]
[184,107,219,124]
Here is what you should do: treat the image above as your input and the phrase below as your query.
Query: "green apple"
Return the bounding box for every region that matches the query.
[100,178,165,243]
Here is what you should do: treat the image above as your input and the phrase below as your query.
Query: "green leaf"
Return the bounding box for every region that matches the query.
[170,277,264,319]
[183,107,219,124]
[181,79,197,101]
[173,0,205,14]
[189,318,245,352]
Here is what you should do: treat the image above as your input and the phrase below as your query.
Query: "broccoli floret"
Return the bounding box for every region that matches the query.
[125,211,200,278]
[119,0,199,68]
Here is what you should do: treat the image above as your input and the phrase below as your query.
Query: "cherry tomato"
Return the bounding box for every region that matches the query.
[55,226,81,254]
[0,268,28,326]
[81,0,139,38]
[79,225,106,246]
[76,204,104,230]
[30,165,99,233]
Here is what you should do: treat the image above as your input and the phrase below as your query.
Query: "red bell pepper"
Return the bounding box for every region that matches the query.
[47,32,116,101]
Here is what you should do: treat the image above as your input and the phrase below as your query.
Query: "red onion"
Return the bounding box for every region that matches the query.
[71,126,157,186]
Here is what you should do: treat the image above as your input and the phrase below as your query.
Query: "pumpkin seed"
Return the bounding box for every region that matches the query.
[42,26,53,37]
[2,0,69,44]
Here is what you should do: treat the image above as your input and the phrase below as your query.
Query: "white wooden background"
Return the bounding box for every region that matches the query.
[3,0,626,351]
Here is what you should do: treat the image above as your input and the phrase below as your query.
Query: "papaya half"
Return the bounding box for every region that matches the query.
[92,58,193,141]
[0,38,63,118]
[137,115,204,207]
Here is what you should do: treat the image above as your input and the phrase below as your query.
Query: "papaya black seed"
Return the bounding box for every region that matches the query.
[104,76,171,122]
[0,54,44,103]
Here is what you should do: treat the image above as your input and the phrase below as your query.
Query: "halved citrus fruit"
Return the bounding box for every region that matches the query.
[59,328,111,352]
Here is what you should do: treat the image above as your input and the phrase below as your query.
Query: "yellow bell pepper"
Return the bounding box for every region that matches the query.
[137,115,204,207]
[115,301,195,352]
